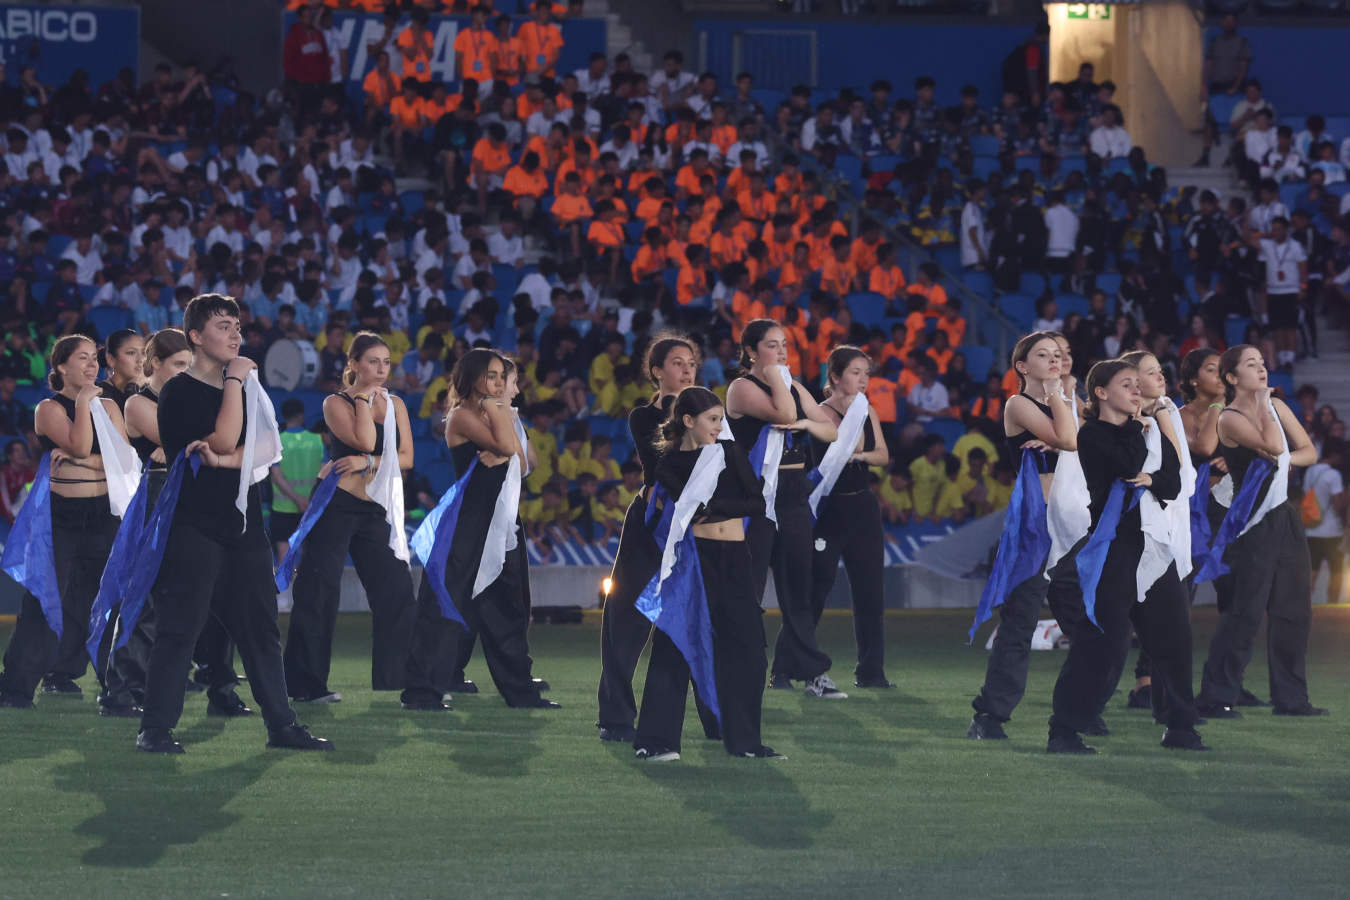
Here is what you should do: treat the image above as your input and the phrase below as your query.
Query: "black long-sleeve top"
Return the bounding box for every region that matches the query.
[1077,416,1181,530]
[654,440,765,525]
[629,394,672,488]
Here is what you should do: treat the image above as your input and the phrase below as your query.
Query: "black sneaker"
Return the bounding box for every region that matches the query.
[512,697,561,709]
[598,725,636,743]
[450,680,479,695]
[635,746,680,762]
[1237,689,1271,708]
[401,698,452,711]
[183,679,204,694]
[1047,731,1097,755]
[768,673,793,690]
[99,703,143,718]
[1083,718,1111,737]
[531,678,551,691]
[854,677,896,689]
[1126,687,1152,709]
[1273,703,1329,717]
[206,693,254,717]
[738,745,787,760]
[40,677,81,697]
[0,693,35,709]
[1195,702,1242,719]
[266,723,333,751]
[136,729,184,754]
[967,713,1008,740]
[1161,727,1210,751]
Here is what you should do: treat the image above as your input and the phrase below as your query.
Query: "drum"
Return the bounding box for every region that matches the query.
[264,339,319,390]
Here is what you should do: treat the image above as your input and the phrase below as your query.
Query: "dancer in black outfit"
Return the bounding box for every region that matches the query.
[284,332,417,703]
[968,331,1079,740]
[0,336,125,707]
[633,386,782,761]
[1195,345,1325,718]
[808,346,894,688]
[136,294,330,753]
[596,335,700,742]
[1047,359,1206,754]
[401,349,556,710]
[94,329,144,412]
[725,319,842,699]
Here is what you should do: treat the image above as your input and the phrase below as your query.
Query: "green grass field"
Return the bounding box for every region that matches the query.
[0,606,1347,899]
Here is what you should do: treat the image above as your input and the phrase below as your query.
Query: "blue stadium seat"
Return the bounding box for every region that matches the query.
[1208,93,1242,130]
[493,263,519,300]
[414,437,445,465]
[1279,183,1303,212]
[933,246,960,274]
[961,270,994,299]
[1268,370,1295,397]
[1016,271,1046,296]
[1325,117,1350,139]
[750,88,785,112]
[1054,294,1090,317]
[32,282,51,303]
[960,344,995,381]
[1095,272,1123,298]
[46,234,72,259]
[925,418,967,452]
[835,155,864,194]
[1224,316,1251,348]
[399,190,426,216]
[846,291,888,326]
[869,154,900,173]
[88,306,130,338]
[998,294,1037,330]
[970,135,1000,158]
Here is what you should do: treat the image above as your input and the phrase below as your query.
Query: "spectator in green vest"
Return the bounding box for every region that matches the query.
[270,398,325,562]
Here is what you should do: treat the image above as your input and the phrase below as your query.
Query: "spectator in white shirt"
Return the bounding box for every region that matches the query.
[1228,78,1275,138]
[1311,141,1346,184]
[205,205,246,256]
[417,267,448,313]
[573,53,610,97]
[650,50,696,111]
[329,233,363,293]
[1256,215,1306,369]
[686,73,720,119]
[61,232,103,286]
[331,134,375,174]
[1043,190,1079,271]
[516,258,555,312]
[799,103,841,156]
[598,126,639,170]
[1242,108,1278,186]
[1249,179,1289,236]
[325,168,356,213]
[905,360,952,422]
[959,180,989,269]
[1295,115,1334,161]
[727,120,770,169]
[1259,126,1306,184]
[3,128,36,179]
[487,215,524,267]
[526,96,569,139]
[1088,105,1131,159]
[165,140,206,174]
[453,239,494,290]
[1305,439,1348,602]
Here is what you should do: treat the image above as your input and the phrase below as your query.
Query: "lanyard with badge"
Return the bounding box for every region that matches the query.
[469,29,487,74]
[1272,240,1294,284]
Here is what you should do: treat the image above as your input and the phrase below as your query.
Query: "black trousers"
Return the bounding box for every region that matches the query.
[634,538,766,755]
[1198,503,1313,711]
[971,543,1088,723]
[284,490,416,698]
[0,494,118,700]
[597,494,660,729]
[810,489,887,681]
[1051,530,1199,734]
[101,470,165,708]
[1308,535,1344,605]
[450,524,536,686]
[748,469,831,681]
[140,519,297,734]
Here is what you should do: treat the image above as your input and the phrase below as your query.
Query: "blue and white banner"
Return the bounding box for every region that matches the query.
[0,5,139,90]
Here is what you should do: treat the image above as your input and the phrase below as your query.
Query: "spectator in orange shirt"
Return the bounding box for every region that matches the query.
[878,322,914,378]
[492,14,522,85]
[361,50,401,127]
[665,214,691,266]
[676,244,711,319]
[820,234,861,297]
[736,168,774,225]
[592,174,629,224]
[714,262,750,336]
[850,218,884,272]
[516,77,546,121]
[503,150,549,223]
[807,291,848,375]
[936,298,967,348]
[708,103,737,157]
[1001,365,1021,399]
[870,241,908,309]
[778,241,812,306]
[517,0,564,78]
[552,171,593,258]
[631,225,668,285]
[763,213,795,269]
[674,148,710,199]
[423,80,462,124]
[664,108,698,155]
[454,5,498,84]
[744,238,769,286]
[906,261,948,312]
[803,211,834,270]
[389,78,427,172]
[708,208,748,271]
[926,330,955,374]
[555,139,595,195]
[768,301,810,377]
[586,199,625,284]
[397,8,436,81]
[471,122,512,213]
[869,374,900,434]
[966,375,1005,427]
[774,154,803,197]
[634,175,667,224]
[686,196,713,245]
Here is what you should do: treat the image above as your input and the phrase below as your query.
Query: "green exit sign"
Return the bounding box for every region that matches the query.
[1066,3,1111,19]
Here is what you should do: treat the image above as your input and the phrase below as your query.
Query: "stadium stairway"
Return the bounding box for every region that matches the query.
[1288,313,1350,415]
[1167,134,1244,202]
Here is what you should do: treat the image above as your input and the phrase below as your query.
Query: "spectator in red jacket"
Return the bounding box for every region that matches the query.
[283,4,329,115]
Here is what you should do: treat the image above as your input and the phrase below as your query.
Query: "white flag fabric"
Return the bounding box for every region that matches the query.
[89,398,141,518]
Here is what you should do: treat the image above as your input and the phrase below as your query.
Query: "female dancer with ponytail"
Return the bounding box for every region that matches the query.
[401,348,556,710]
[1195,345,1324,719]
[597,335,699,742]
[282,332,417,704]
[96,329,145,411]
[726,319,841,700]
[967,331,1078,740]
[0,336,127,706]
[1046,358,1205,753]
[633,386,780,761]
[807,346,893,689]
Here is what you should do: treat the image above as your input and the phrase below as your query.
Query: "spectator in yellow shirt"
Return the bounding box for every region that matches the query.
[953,447,997,518]
[986,459,1016,511]
[933,455,967,522]
[588,334,628,415]
[878,466,915,525]
[617,460,642,508]
[557,421,593,480]
[908,434,947,520]
[594,482,627,541]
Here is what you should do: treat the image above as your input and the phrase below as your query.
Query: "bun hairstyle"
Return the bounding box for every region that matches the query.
[1217,343,1257,404]
[656,386,722,453]
[99,328,140,370]
[1009,330,1062,391]
[1083,358,1136,419]
[342,331,389,386]
[642,332,699,394]
[48,334,95,391]
[142,328,191,377]
[824,345,871,398]
[1178,347,1219,402]
[733,318,783,374]
[449,346,505,407]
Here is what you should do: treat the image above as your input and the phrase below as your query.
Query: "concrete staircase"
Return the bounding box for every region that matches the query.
[584,0,655,76]
[1167,136,1245,203]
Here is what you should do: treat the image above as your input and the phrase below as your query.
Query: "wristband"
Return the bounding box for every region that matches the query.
[354,393,371,403]
[224,375,243,386]
[1209,402,1224,410]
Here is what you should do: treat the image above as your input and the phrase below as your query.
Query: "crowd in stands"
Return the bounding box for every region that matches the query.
[0,1,1344,559]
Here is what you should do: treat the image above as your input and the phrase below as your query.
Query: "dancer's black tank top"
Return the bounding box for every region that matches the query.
[328,393,386,458]
[39,393,102,455]
[813,401,875,494]
[728,374,813,468]
[1005,393,1058,472]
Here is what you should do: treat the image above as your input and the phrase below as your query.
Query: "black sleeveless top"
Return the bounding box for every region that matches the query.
[129,385,162,468]
[812,401,875,494]
[328,393,386,459]
[654,440,764,524]
[450,438,482,475]
[728,374,813,468]
[1220,436,1277,510]
[95,379,132,412]
[39,393,102,455]
[629,394,673,488]
[1005,393,1059,473]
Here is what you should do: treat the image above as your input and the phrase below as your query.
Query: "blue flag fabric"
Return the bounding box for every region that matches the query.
[635,485,721,725]
[1193,458,1274,584]
[742,424,770,532]
[86,468,152,664]
[968,451,1050,643]
[0,454,60,638]
[108,451,199,652]
[408,461,474,626]
[274,470,341,591]
[1188,462,1213,566]
[1075,481,1143,628]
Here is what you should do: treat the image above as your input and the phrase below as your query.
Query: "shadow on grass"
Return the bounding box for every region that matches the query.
[51,748,282,868]
[404,692,548,778]
[790,699,905,767]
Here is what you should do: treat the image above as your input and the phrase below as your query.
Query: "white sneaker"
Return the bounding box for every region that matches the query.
[635,748,680,762]
[804,674,848,699]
